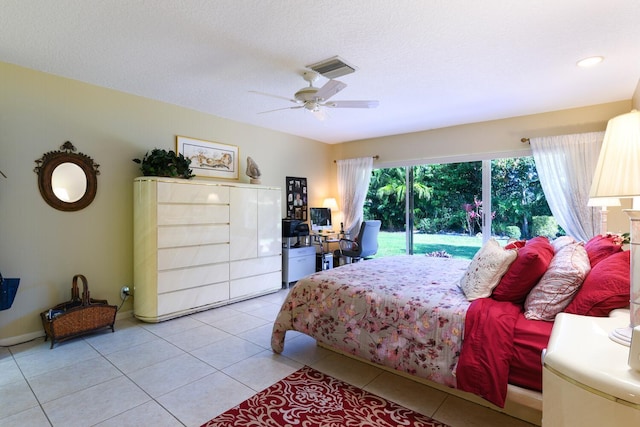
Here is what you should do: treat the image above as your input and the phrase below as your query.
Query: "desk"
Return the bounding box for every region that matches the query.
[311,231,342,271]
[311,231,341,252]
[542,310,640,426]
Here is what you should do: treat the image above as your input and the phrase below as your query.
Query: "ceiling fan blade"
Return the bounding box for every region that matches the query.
[249,90,300,104]
[314,79,347,101]
[324,100,379,109]
[258,105,304,114]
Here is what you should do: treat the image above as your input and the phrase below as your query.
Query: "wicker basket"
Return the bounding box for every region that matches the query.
[41,274,117,349]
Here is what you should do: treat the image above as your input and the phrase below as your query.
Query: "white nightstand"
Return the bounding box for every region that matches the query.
[542,310,640,426]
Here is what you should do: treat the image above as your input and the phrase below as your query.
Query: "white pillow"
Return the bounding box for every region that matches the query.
[524,242,590,321]
[459,238,518,301]
[551,235,576,253]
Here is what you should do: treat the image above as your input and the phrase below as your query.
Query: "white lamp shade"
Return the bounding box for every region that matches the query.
[587,197,621,207]
[590,110,640,199]
[589,110,640,345]
[322,197,339,210]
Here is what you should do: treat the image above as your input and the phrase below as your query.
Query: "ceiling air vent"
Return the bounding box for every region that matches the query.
[306,56,357,79]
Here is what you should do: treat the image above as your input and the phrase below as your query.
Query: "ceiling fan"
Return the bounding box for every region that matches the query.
[251,71,379,120]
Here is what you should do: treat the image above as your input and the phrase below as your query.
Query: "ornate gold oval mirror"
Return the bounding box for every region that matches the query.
[34,141,100,211]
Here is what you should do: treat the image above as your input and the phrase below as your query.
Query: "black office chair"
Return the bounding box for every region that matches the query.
[334,220,381,264]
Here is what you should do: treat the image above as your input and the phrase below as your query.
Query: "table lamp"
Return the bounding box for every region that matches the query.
[587,197,621,234]
[589,109,640,346]
[323,198,340,231]
[322,197,339,211]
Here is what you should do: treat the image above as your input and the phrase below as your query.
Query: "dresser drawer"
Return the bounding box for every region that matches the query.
[287,246,316,258]
[158,204,229,225]
[158,224,229,248]
[157,182,229,204]
[230,271,281,299]
[158,263,229,293]
[158,244,229,270]
[157,282,229,317]
[230,255,281,280]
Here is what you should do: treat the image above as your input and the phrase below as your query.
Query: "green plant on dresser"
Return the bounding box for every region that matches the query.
[133,148,194,179]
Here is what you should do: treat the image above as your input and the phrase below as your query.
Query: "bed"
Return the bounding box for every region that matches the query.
[271,234,630,426]
[272,256,471,387]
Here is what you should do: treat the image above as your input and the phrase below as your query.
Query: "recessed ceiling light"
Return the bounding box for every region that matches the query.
[577,56,604,68]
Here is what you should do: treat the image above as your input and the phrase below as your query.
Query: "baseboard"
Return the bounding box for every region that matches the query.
[0,330,45,347]
[116,309,133,320]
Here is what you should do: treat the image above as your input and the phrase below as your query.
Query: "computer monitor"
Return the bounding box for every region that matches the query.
[310,207,332,231]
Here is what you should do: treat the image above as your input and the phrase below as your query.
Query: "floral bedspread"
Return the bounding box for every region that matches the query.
[271,255,471,388]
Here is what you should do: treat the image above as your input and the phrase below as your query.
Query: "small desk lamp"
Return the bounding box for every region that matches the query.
[589,109,640,346]
[587,197,621,234]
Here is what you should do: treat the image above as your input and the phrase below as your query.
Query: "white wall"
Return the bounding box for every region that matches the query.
[0,62,332,343]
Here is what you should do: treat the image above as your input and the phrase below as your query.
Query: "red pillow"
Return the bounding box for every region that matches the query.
[492,237,554,304]
[564,250,630,317]
[504,240,525,250]
[585,234,623,268]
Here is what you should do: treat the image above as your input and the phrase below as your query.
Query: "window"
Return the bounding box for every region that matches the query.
[365,156,553,259]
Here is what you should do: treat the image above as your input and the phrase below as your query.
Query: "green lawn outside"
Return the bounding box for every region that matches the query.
[374,231,502,260]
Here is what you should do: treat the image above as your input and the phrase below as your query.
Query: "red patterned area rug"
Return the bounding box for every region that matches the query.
[201,366,449,427]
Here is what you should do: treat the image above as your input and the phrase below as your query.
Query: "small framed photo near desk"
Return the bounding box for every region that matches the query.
[176,136,239,180]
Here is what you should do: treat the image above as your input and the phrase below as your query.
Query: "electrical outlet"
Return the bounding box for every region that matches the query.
[120,286,131,301]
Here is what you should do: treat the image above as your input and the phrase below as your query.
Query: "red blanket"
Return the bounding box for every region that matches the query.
[508,313,553,391]
[456,298,522,407]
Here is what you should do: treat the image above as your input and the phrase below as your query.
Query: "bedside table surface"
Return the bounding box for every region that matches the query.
[544,310,640,405]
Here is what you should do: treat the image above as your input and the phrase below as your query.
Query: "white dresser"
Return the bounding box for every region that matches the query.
[133,177,282,322]
[542,310,640,426]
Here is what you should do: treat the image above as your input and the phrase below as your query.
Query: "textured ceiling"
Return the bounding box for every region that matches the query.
[2,1,640,144]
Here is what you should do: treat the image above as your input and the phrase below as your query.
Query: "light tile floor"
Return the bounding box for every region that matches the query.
[0,289,536,427]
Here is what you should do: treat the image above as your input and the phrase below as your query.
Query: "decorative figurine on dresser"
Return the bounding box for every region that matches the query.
[246,156,262,184]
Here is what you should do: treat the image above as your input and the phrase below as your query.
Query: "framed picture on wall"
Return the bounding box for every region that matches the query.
[286,176,307,220]
[176,135,239,179]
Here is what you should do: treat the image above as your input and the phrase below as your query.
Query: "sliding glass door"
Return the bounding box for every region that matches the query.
[365,156,552,259]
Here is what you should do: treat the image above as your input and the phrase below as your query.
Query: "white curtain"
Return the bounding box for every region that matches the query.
[530,131,604,241]
[337,157,374,237]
